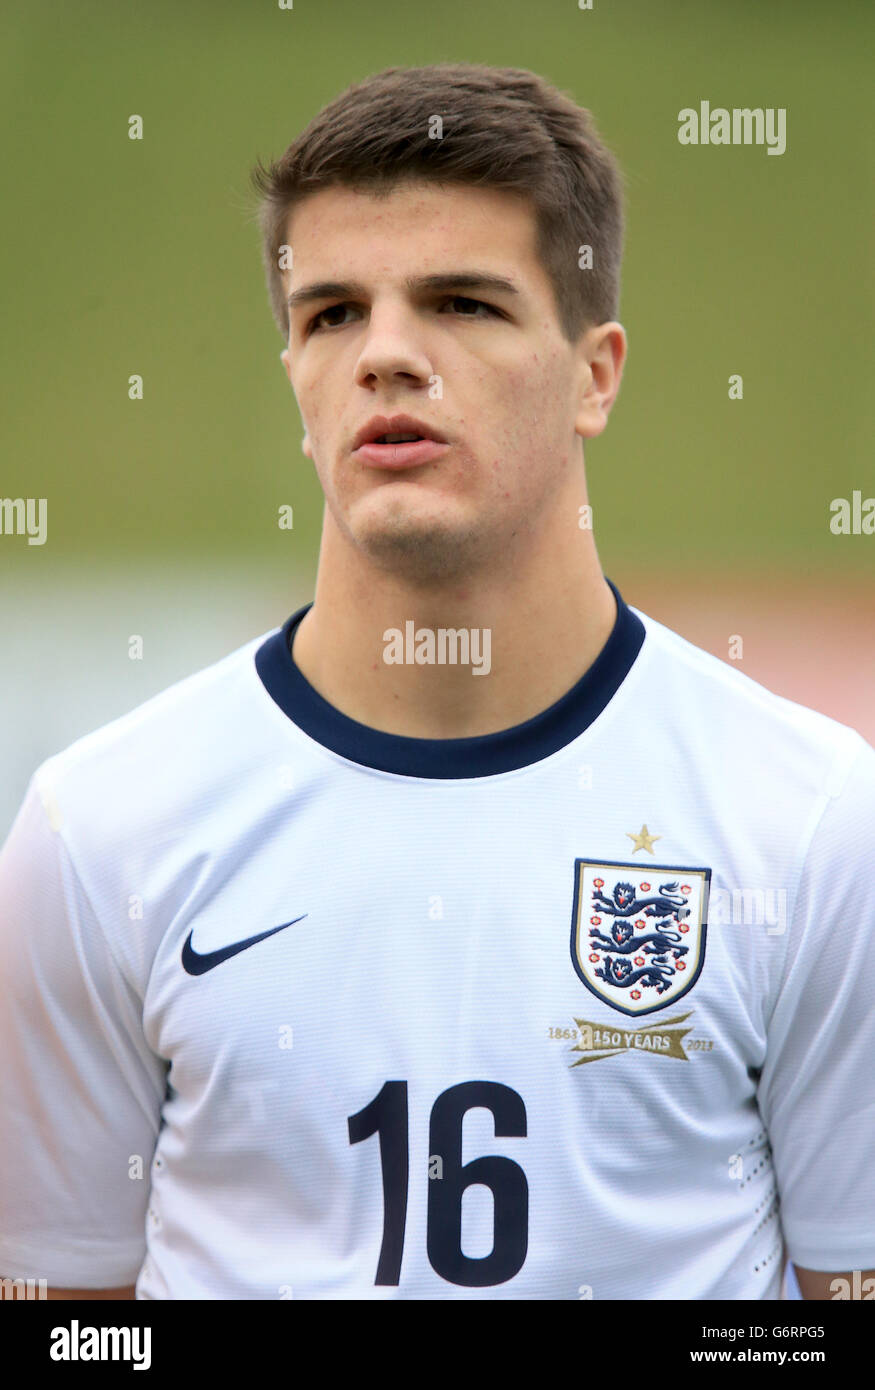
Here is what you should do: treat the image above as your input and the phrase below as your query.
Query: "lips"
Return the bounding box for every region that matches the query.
[356,439,451,469]
[352,413,450,470]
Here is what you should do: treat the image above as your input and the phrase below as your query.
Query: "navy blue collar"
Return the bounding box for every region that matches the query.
[254,578,644,779]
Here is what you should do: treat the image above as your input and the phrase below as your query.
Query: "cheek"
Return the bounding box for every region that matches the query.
[296,380,323,437]
[488,365,560,450]
[480,367,572,499]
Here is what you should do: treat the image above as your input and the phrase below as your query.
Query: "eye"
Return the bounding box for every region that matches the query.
[441,296,500,319]
[307,303,358,334]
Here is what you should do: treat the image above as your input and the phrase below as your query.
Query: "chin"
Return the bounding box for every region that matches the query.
[354,516,486,586]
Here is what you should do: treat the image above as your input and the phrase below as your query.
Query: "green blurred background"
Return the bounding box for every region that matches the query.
[1,0,872,828]
[1,0,872,566]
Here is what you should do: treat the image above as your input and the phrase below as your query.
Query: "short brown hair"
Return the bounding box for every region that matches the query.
[250,63,625,343]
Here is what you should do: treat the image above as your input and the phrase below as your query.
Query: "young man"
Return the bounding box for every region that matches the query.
[1,64,873,1301]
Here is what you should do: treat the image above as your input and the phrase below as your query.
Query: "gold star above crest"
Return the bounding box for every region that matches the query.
[626,824,662,855]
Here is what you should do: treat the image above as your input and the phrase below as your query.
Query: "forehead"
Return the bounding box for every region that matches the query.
[283,180,548,293]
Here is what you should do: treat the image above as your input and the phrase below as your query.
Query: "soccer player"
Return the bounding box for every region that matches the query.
[1,64,873,1301]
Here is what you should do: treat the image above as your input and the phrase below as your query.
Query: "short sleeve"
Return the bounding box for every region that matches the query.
[758,735,875,1271]
[0,773,166,1287]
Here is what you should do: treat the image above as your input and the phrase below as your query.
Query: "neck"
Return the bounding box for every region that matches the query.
[291,501,617,741]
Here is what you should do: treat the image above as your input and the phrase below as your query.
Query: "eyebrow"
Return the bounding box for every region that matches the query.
[286,271,522,310]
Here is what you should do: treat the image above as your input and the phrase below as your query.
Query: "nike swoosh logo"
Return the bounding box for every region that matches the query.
[181,915,308,976]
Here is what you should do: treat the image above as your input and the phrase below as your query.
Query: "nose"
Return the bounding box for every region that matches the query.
[353,300,434,391]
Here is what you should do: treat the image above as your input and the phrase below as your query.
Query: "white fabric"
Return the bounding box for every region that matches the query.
[1,606,872,1298]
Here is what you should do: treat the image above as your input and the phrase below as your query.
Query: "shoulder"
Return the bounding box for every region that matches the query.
[31,624,281,861]
[631,605,871,803]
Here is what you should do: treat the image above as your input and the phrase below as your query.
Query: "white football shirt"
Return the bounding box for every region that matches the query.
[1,579,873,1299]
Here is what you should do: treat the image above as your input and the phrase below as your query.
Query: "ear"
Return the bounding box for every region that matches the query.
[279,348,312,457]
[573,322,627,440]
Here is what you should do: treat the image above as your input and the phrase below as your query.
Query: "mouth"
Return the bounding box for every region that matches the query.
[352,415,450,471]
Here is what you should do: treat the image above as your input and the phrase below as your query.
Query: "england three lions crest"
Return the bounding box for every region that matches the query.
[570,859,711,1017]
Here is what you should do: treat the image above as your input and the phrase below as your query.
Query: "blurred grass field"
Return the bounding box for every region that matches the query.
[0,0,872,832]
[0,0,871,567]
